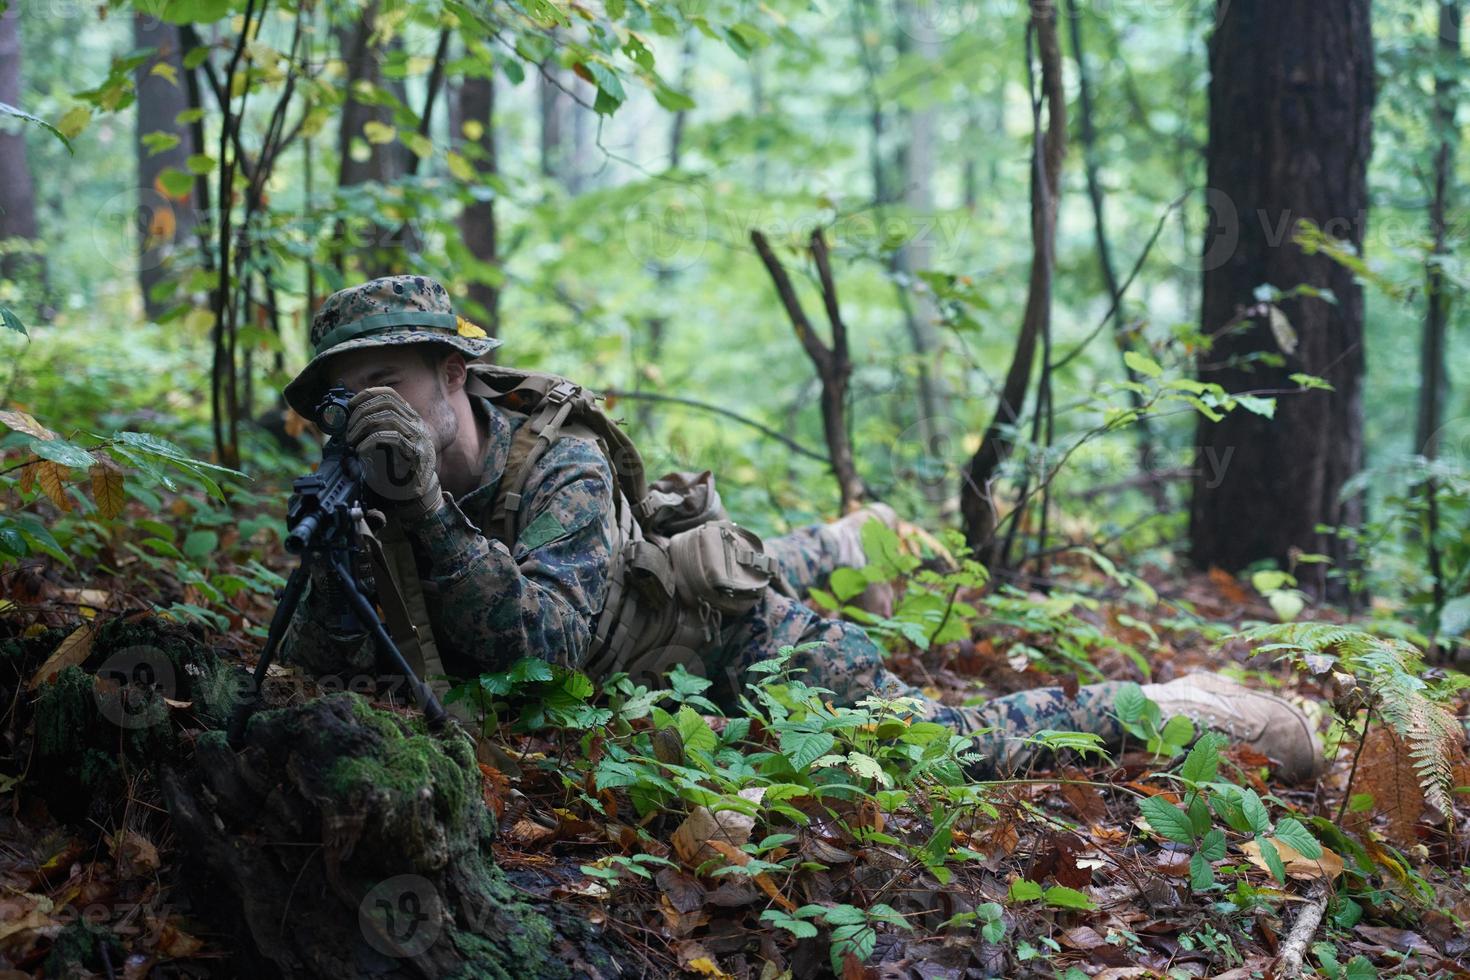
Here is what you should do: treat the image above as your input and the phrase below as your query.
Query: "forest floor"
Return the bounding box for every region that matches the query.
[2,502,1469,979]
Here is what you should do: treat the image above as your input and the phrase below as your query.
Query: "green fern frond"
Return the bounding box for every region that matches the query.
[1240,621,1466,816]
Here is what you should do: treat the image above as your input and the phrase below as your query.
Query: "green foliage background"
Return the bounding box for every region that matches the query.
[0,0,1464,610]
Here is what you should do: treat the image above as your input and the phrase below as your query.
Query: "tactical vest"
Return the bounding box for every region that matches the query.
[379,366,780,703]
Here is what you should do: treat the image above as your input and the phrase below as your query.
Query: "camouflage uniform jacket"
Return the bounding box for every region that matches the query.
[284,394,617,680]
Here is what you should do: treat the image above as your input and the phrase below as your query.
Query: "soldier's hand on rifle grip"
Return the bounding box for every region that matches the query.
[345,387,444,522]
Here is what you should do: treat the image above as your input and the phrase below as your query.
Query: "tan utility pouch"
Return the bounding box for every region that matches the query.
[640,470,727,534]
[666,520,777,617]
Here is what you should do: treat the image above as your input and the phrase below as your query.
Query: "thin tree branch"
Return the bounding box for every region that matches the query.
[601,390,829,463]
[959,1,1066,557]
[404,27,452,180]
[751,231,830,370]
[809,230,848,363]
[751,228,866,510]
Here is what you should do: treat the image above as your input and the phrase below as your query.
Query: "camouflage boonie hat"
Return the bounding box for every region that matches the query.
[284,274,501,416]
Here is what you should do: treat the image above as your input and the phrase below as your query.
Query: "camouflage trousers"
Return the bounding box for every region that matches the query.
[704,519,1126,778]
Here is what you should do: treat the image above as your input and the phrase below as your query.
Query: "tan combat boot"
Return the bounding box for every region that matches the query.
[821,502,899,566]
[1141,673,1324,783]
[822,503,900,618]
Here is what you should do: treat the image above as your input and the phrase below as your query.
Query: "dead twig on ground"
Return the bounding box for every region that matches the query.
[1274,879,1330,978]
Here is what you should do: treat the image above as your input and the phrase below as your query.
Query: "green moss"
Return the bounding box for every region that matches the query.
[196,729,229,753]
[34,665,133,805]
[345,689,416,742]
[442,884,568,980]
[328,728,473,831]
[35,667,96,759]
[322,696,479,833]
[0,628,66,671]
[444,933,533,980]
[23,616,262,812]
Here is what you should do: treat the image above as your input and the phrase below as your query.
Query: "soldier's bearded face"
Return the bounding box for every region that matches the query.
[323,347,460,457]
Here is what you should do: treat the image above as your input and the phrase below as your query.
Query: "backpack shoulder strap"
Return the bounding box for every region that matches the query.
[490,376,581,545]
[467,366,649,547]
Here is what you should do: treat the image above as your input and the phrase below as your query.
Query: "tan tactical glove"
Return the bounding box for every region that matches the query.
[346,387,443,522]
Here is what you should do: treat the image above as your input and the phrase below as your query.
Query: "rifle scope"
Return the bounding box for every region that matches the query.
[283,387,359,554]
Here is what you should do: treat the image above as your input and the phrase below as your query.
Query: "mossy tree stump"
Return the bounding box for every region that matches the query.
[10,618,621,979]
[162,694,618,979]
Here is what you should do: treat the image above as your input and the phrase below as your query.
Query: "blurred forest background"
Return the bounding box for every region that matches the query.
[0,0,1462,643]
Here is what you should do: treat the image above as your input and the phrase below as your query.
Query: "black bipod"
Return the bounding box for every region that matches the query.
[227,528,447,747]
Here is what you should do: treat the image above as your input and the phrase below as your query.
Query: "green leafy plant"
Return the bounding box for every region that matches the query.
[1006,877,1098,911]
[1312,941,1378,980]
[444,657,613,733]
[1,410,240,562]
[810,520,988,651]
[1250,568,1313,622]
[1114,681,1196,757]
[1127,689,1327,891]
[938,901,1006,943]
[760,903,913,974]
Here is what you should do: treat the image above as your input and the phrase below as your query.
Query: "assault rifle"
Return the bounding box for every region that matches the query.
[228,386,446,744]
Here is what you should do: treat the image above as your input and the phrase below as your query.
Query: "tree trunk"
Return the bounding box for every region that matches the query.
[1418,0,1460,648]
[1062,0,1166,509]
[335,3,409,277]
[133,14,196,319]
[959,3,1066,557]
[0,4,42,286]
[456,68,500,337]
[539,59,565,182]
[750,50,768,192]
[337,9,408,190]
[895,0,952,517]
[669,33,695,170]
[1188,0,1374,601]
[569,82,592,194]
[1418,1,1459,462]
[634,36,697,434]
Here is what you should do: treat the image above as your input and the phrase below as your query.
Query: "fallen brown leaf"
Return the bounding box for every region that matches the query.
[658,894,710,938]
[671,788,763,865]
[27,624,94,689]
[1354,924,1437,957]
[656,867,707,914]
[1237,839,1344,881]
[478,763,510,820]
[0,893,58,944]
[1059,925,1108,950]
[673,939,732,978]
[148,916,205,959]
[1059,771,1108,823]
[1154,848,1193,878]
[109,829,161,880]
